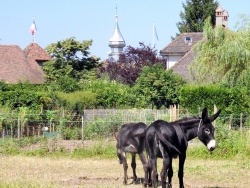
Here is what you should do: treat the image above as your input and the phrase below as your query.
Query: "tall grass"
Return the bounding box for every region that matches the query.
[0,121,249,160]
[187,124,250,159]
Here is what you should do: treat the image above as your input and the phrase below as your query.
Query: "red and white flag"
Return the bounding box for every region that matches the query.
[30,20,37,35]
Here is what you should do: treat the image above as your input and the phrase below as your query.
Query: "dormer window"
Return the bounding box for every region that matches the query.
[185,36,192,43]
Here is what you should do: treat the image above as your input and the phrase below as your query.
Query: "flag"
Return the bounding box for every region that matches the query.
[154,25,159,41]
[30,20,37,35]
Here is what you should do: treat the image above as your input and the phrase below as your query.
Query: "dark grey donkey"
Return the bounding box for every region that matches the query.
[145,108,221,188]
[114,122,148,185]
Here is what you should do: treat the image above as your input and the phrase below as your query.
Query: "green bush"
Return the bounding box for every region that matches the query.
[0,82,50,110]
[55,90,97,110]
[179,84,250,115]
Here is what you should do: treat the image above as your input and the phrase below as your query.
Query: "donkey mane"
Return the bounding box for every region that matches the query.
[171,116,201,125]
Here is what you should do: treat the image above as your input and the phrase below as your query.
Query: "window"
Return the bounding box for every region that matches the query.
[185,36,192,43]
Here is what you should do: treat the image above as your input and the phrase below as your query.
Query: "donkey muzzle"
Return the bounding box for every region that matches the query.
[207,139,216,151]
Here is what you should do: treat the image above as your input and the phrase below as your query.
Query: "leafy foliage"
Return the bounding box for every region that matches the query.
[0,82,49,110]
[179,84,250,115]
[191,19,250,87]
[55,90,97,110]
[177,0,218,33]
[100,42,165,85]
[133,64,186,109]
[84,78,136,108]
[43,38,101,83]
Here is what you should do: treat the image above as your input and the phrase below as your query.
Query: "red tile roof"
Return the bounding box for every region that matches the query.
[0,43,50,84]
[23,43,51,61]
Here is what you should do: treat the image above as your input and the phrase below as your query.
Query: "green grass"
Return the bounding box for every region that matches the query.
[187,126,250,159]
[0,126,249,160]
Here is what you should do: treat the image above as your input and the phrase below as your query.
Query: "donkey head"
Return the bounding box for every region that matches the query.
[197,108,221,151]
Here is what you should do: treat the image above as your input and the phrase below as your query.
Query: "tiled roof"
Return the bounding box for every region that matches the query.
[160,32,203,56]
[171,50,194,82]
[0,45,46,84]
[23,43,51,61]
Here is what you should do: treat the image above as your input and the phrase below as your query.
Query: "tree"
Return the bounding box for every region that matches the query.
[43,38,101,83]
[133,64,186,109]
[190,18,250,87]
[100,42,165,86]
[177,0,218,33]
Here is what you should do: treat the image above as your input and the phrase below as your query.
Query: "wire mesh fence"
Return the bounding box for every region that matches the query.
[0,107,249,142]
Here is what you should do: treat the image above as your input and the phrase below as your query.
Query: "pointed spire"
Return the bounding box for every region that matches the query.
[108,1,126,62]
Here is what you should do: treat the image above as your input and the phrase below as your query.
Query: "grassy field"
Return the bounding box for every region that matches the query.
[0,155,249,188]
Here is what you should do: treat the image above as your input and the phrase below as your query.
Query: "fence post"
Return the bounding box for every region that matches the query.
[10,124,13,140]
[214,104,218,127]
[33,126,35,137]
[169,105,172,122]
[2,128,5,141]
[18,116,20,140]
[81,116,84,146]
[240,113,243,133]
[38,125,40,137]
[27,126,29,137]
[229,114,232,130]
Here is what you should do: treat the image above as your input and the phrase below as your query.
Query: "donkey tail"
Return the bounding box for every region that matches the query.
[155,132,182,155]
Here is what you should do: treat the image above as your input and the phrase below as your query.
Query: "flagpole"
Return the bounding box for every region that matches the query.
[152,23,155,48]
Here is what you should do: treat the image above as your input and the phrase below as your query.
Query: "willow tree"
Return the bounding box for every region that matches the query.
[190,18,250,87]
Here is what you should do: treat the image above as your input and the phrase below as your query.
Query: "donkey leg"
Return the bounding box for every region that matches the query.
[178,154,186,188]
[131,153,137,183]
[149,158,158,188]
[139,152,149,187]
[122,155,128,184]
[161,157,171,188]
[167,158,173,188]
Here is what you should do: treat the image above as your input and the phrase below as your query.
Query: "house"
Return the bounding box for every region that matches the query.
[160,5,228,82]
[0,43,51,84]
[160,32,203,69]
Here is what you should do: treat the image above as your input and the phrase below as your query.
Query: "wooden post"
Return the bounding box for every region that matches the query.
[2,128,5,141]
[27,126,29,137]
[38,125,40,137]
[10,124,13,140]
[169,105,172,122]
[176,104,179,120]
[49,121,51,133]
[18,116,20,140]
[82,116,84,146]
[229,114,232,130]
[33,126,35,137]
[240,113,243,132]
[173,105,176,121]
[214,104,218,127]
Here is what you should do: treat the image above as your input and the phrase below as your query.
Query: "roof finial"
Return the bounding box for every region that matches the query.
[115,1,118,22]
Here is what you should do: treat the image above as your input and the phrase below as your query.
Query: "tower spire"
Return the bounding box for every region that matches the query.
[108,1,126,62]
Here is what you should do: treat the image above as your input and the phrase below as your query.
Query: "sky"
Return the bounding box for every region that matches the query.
[0,0,249,60]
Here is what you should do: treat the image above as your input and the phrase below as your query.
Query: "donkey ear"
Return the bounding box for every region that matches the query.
[201,107,208,120]
[114,131,119,140]
[209,109,221,122]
